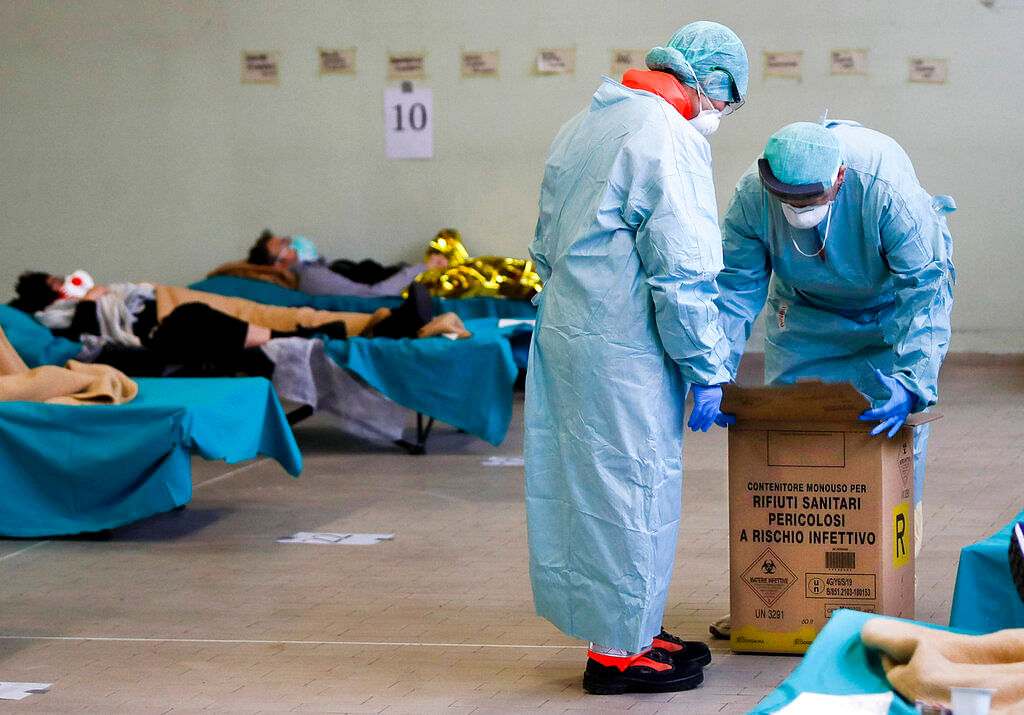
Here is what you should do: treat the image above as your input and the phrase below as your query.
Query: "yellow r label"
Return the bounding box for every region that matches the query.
[894,502,910,568]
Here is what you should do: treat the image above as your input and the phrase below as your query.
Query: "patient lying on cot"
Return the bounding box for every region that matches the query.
[231,230,450,297]
[10,270,471,377]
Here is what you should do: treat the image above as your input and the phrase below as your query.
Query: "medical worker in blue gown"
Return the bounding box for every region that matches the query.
[524,21,746,695]
[710,120,955,636]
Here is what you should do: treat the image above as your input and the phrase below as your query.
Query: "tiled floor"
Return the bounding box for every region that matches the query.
[1,354,1021,713]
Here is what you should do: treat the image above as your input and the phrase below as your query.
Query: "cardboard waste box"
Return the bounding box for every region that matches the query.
[722,381,939,654]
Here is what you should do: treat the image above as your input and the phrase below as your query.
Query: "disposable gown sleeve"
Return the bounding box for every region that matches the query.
[528,215,552,284]
[529,168,557,286]
[877,184,953,410]
[715,176,772,378]
[529,111,586,287]
[629,143,732,387]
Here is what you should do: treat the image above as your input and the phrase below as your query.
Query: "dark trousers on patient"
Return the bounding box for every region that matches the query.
[143,302,272,377]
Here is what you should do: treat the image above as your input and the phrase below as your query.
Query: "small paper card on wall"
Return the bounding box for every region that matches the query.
[388,53,426,80]
[320,48,356,75]
[610,50,647,77]
[830,49,867,75]
[462,51,499,77]
[537,48,575,75]
[909,58,948,84]
[384,87,433,159]
[764,52,802,79]
[242,51,279,84]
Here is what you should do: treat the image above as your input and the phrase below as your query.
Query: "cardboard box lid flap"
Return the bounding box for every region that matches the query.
[722,381,871,421]
[905,412,942,426]
[722,381,942,425]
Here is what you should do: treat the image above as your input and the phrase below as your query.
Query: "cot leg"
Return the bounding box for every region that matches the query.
[286,404,314,425]
[395,413,435,455]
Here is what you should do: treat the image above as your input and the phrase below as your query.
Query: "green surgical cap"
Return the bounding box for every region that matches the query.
[646,21,748,102]
[764,122,844,187]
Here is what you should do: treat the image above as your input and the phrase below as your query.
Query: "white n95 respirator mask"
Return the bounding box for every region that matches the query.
[690,108,722,137]
[60,269,95,299]
[781,201,831,229]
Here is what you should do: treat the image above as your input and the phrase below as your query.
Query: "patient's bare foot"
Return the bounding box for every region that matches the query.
[417,312,472,339]
[360,307,393,336]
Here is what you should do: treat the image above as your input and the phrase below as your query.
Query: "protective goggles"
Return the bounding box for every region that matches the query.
[712,66,745,116]
[757,158,829,202]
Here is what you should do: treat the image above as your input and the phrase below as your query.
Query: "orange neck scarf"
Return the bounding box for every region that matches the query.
[621,69,693,119]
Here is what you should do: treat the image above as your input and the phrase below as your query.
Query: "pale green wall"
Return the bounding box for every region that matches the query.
[2,0,1021,350]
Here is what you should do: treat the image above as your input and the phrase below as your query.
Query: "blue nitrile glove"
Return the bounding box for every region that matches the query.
[859,369,916,438]
[688,384,737,432]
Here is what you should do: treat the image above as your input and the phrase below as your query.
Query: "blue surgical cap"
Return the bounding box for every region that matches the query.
[646,21,748,102]
[764,122,844,187]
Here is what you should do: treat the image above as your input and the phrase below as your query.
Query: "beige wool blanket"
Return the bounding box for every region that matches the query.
[0,327,137,405]
[861,617,1024,713]
[154,284,375,336]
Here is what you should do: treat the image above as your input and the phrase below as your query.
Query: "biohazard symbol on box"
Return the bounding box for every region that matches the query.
[741,548,797,607]
[898,440,913,488]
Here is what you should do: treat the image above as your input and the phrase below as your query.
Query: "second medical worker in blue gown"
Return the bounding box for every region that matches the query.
[715,120,955,586]
[525,21,745,695]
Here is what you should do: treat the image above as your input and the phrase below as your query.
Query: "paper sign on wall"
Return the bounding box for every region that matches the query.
[909,58,948,84]
[830,50,868,76]
[462,51,499,77]
[242,52,279,84]
[537,49,575,75]
[384,87,433,159]
[320,48,356,75]
[388,53,426,80]
[610,50,647,77]
[764,52,802,79]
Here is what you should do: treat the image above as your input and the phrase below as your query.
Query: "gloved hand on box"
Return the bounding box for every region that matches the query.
[688,384,736,432]
[859,369,915,438]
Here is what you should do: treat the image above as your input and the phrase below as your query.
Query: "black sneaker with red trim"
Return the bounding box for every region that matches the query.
[582,647,703,695]
[652,628,712,668]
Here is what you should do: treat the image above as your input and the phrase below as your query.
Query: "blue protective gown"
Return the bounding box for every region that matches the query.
[525,78,733,652]
[716,121,955,508]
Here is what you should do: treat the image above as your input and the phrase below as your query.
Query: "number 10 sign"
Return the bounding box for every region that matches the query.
[384,87,433,159]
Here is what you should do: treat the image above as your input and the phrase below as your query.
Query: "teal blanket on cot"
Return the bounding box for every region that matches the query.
[0,306,301,537]
[949,509,1024,633]
[751,609,959,714]
[0,303,82,368]
[0,302,525,446]
[322,318,523,446]
[188,275,538,320]
[0,378,301,537]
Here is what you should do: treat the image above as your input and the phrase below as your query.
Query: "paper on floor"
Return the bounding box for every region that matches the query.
[775,692,894,715]
[481,456,524,466]
[277,532,394,546]
[0,682,52,701]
